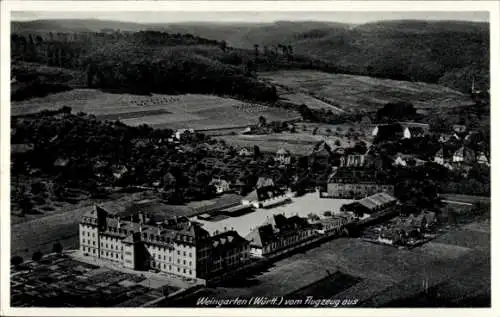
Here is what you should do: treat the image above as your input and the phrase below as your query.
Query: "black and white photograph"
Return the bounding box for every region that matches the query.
[1,1,497,315]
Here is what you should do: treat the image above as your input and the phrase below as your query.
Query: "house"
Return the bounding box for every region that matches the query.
[372,123,404,142]
[53,157,70,168]
[452,146,475,164]
[477,152,490,166]
[438,133,454,143]
[452,124,467,134]
[325,169,394,199]
[245,214,315,258]
[403,127,425,139]
[112,165,129,180]
[239,148,253,157]
[175,129,194,140]
[393,154,426,167]
[340,153,366,167]
[275,148,291,165]
[209,178,231,194]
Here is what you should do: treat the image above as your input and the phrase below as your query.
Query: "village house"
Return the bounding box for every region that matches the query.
[452,146,476,164]
[209,178,231,194]
[402,126,426,139]
[477,152,490,166]
[245,214,316,258]
[175,129,195,140]
[453,124,467,134]
[79,205,250,280]
[340,153,366,168]
[393,153,426,167]
[275,148,291,165]
[325,169,394,199]
[238,147,253,157]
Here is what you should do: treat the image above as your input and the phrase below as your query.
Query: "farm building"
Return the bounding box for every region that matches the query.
[325,168,394,199]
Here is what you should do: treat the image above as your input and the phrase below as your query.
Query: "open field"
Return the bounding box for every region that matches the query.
[217,128,371,155]
[280,92,345,113]
[260,70,475,112]
[11,89,301,130]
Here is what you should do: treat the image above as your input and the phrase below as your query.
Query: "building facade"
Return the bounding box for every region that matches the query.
[245,214,317,258]
[325,169,394,199]
[79,205,250,280]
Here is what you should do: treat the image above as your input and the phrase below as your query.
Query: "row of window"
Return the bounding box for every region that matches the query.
[82,239,96,246]
[150,261,194,276]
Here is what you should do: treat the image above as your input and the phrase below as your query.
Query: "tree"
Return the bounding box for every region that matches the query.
[11,255,24,266]
[258,116,267,127]
[19,196,33,215]
[219,40,227,52]
[32,250,43,262]
[52,242,63,254]
[253,145,261,160]
[253,44,259,58]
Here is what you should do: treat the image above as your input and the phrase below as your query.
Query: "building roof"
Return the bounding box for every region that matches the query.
[276,148,290,155]
[374,123,404,139]
[242,190,259,202]
[209,230,249,249]
[407,127,425,137]
[256,177,275,189]
[328,168,389,184]
[221,204,254,215]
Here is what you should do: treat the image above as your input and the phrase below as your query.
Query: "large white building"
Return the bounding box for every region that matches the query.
[79,205,250,279]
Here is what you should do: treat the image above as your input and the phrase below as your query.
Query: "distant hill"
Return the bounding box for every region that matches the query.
[11,19,490,93]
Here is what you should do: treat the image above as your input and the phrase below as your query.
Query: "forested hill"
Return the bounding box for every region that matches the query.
[12,19,490,95]
[11,30,322,102]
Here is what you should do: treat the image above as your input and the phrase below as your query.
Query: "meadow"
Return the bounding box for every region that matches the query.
[11,89,301,130]
[261,70,475,112]
[218,123,373,156]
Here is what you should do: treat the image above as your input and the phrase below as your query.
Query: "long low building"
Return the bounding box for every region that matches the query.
[340,192,398,216]
[79,205,251,280]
